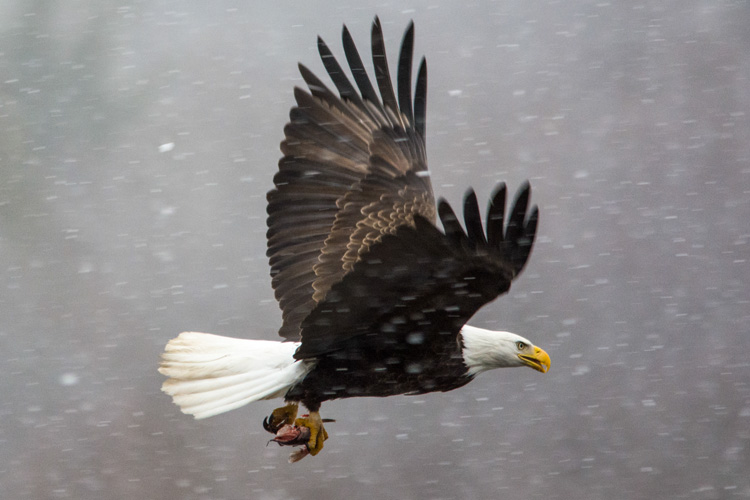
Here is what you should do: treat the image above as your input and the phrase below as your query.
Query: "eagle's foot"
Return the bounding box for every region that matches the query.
[262,402,298,434]
[264,406,332,462]
[294,411,328,457]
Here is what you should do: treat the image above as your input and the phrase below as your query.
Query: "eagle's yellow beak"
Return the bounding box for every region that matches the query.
[518,346,551,373]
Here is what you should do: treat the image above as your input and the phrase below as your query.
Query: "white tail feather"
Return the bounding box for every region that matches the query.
[159,332,312,419]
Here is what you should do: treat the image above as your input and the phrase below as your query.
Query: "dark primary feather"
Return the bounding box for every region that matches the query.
[490,181,538,276]
[413,59,427,139]
[397,23,415,123]
[266,17,433,340]
[317,36,360,104]
[295,183,538,361]
[486,183,507,246]
[342,27,379,104]
[371,18,399,117]
[463,190,487,247]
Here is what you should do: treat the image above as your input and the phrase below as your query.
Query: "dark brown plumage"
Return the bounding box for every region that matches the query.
[266,18,538,410]
[266,18,433,341]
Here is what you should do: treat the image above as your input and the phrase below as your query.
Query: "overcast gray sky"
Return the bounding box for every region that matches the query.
[1,1,749,499]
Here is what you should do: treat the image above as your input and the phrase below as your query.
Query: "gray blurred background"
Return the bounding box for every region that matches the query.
[1,1,748,499]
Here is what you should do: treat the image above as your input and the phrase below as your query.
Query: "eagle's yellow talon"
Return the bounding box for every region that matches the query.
[294,411,327,456]
[263,403,298,433]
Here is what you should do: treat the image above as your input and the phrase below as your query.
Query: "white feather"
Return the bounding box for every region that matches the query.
[460,325,531,376]
[159,332,313,419]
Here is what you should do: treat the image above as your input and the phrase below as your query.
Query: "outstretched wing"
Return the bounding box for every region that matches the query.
[267,18,434,341]
[295,182,539,359]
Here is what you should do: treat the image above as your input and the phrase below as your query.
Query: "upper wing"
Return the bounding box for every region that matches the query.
[266,18,434,340]
[294,182,539,359]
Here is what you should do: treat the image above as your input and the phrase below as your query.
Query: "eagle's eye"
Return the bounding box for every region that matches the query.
[516,341,527,351]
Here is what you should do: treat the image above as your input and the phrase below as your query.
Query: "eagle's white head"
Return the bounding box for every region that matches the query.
[460,325,551,376]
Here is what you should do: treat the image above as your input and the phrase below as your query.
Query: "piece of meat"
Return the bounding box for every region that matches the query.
[270,424,310,446]
[268,424,312,463]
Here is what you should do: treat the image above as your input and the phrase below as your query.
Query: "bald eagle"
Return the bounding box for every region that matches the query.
[159,18,550,462]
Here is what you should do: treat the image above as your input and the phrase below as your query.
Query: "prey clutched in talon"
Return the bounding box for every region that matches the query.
[268,423,312,463]
[262,403,298,434]
[293,412,328,457]
[269,424,310,446]
[266,413,336,462]
[268,424,313,463]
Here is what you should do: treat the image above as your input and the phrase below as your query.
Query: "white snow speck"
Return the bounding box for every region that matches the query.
[59,372,80,386]
[158,142,175,153]
[572,365,590,376]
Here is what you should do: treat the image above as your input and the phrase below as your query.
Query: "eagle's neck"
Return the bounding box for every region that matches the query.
[460,325,526,376]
